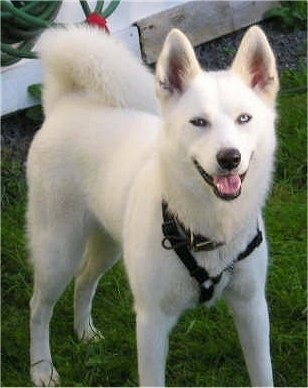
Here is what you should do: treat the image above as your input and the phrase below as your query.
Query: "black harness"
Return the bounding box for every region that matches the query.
[161,201,263,303]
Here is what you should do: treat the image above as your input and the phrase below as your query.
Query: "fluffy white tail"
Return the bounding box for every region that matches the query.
[38,25,158,116]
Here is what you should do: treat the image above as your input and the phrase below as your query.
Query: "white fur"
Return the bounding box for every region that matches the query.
[38,25,158,117]
[28,25,278,386]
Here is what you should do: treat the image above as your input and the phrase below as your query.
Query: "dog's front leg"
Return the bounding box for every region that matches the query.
[226,288,273,387]
[136,310,178,386]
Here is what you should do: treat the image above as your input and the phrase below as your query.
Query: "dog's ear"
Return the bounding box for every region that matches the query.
[231,26,279,103]
[155,29,201,101]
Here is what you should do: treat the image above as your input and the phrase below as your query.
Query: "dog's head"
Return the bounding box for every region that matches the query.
[156,27,279,202]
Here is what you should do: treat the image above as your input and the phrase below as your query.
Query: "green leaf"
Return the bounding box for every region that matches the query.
[25,104,44,122]
[27,83,42,101]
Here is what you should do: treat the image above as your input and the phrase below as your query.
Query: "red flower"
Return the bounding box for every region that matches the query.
[87,13,110,33]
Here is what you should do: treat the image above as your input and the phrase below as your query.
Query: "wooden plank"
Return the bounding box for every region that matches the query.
[230,1,277,27]
[136,1,278,64]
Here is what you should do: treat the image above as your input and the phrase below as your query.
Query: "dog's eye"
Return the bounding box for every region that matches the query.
[189,117,210,128]
[237,113,252,124]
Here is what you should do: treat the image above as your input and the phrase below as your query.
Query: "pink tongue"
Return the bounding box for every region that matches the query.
[213,175,241,196]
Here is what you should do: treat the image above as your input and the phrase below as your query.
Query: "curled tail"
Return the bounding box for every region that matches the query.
[38,25,158,116]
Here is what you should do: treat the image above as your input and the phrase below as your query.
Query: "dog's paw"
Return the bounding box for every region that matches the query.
[77,324,105,343]
[31,360,60,387]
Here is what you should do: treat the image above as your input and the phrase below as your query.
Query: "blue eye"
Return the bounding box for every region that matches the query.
[189,117,210,128]
[237,113,252,124]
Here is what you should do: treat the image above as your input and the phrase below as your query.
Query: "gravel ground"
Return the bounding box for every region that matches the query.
[1,20,307,157]
[196,20,307,71]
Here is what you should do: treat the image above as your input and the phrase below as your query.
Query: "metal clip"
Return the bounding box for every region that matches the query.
[193,240,215,252]
[161,236,173,250]
[191,233,224,252]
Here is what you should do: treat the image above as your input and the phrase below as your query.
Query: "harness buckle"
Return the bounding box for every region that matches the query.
[190,233,224,252]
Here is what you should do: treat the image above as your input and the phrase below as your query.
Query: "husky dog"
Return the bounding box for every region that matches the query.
[27,24,278,386]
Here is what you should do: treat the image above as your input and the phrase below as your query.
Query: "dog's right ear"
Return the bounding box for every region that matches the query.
[155,29,201,102]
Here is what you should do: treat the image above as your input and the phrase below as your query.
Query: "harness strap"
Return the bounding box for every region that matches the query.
[162,201,224,252]
[237,228,263,261]
[161,201,263,303]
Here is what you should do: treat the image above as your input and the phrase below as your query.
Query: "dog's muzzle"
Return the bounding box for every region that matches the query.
[192,156,247,201]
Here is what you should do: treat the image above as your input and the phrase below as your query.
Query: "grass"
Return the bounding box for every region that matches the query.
[1,69,306,387]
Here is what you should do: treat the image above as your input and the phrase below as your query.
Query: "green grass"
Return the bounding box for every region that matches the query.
[1,69,306,387]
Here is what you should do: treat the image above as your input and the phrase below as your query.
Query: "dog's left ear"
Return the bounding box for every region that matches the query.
[155,29,201,102]
[231,26,279,103]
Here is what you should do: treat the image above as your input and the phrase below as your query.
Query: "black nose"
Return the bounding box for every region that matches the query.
[216,148,241,170]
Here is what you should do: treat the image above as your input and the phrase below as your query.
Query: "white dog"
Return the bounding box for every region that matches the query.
[27,24,279,386]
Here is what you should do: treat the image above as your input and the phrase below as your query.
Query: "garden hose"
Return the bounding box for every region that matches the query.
[1,1,62,66]
[1,0,121,67]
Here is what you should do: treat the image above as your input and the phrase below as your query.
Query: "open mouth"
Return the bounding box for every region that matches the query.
[193,158,247,201]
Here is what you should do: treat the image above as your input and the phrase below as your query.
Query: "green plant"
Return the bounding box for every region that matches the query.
[26,83,44,123]
[276,70,307,189]
[265,1,307,30]
[1,0,121,66]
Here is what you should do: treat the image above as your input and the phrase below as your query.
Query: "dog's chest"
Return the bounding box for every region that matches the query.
[159,250,233,315]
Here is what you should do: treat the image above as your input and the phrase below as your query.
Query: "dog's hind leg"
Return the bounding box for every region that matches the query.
[29,223,87,387]
[74,231,120,342]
